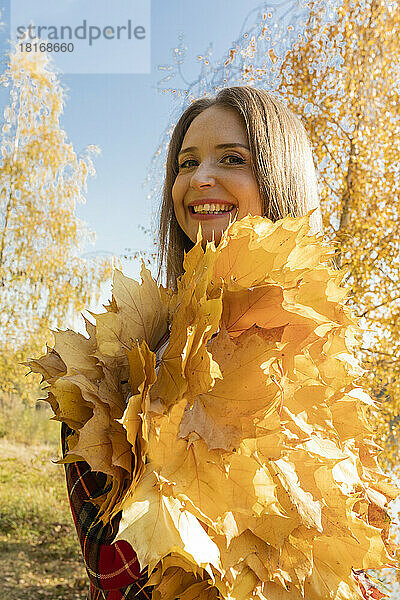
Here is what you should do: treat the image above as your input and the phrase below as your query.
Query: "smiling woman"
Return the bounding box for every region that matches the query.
[172,106,263,245]
[157,86,323,289]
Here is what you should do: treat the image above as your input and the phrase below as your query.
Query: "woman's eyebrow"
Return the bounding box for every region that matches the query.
[178,142,250,158]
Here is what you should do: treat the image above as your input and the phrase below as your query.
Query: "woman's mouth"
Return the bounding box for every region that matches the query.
[188,202,237,220]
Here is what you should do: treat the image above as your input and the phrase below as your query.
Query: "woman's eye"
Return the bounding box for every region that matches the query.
[178,155,245,170]
[221,155,245,165]
[179,159,197,169]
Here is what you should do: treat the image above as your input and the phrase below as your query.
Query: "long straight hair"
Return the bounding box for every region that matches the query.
[156,86,323,290]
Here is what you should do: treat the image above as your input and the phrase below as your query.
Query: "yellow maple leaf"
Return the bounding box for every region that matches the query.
[114,466,222,576]
[179,327,281,450]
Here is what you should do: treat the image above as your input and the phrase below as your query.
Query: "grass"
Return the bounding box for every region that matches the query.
[0,402,87,599]
[0,398,60,446]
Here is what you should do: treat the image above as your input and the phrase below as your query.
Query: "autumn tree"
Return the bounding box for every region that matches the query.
[0,44,113,400]
[276,0,400,473]
[224,0,400,473]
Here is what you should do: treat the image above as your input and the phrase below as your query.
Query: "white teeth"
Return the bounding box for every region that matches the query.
[192,203,235,214]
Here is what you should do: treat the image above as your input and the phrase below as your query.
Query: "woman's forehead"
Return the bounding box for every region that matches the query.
[182,106,248,146]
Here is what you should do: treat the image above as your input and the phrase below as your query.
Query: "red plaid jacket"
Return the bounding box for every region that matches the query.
[62,422,151,600]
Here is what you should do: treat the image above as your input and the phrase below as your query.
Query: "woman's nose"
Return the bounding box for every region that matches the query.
[190,161,216,189]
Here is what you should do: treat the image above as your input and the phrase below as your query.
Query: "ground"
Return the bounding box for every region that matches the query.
[0,432,88,599]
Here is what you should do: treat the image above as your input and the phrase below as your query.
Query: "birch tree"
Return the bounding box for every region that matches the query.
[0,44,113,399]
[266,0,400,472]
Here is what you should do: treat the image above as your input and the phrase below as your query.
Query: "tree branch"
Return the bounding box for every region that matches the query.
[358,294,400,318]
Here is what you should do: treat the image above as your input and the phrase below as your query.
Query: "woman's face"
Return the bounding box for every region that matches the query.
[172,105,263,245]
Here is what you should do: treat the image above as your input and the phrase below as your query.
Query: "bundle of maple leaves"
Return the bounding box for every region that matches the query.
[26,212,399,600]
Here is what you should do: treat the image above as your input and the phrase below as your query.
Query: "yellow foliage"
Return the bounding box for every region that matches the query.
[27,212,400,599]
[269,0,400,473]
[0,41,113,398]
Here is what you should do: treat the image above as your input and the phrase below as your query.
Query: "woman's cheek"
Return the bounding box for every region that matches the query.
[172,178,184,210]
[172,185,187,233]
[171,184,179,215]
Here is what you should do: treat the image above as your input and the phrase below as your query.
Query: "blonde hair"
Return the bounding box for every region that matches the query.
[157,86,323,289]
